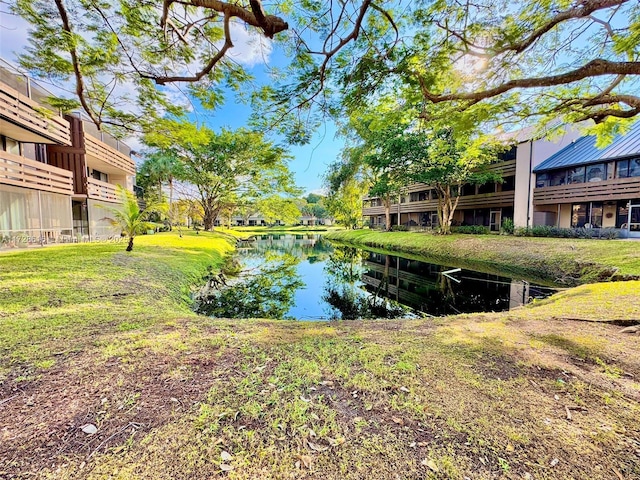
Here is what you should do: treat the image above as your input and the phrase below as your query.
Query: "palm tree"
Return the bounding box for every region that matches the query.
[101,185,163,252]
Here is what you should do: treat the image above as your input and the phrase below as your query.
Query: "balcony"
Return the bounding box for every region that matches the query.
[363,190,516,216]
[533,177,640,205]
[0,82,71,146]
[0,150,74,195]
[87,177,120,203]
[84,133,136,175]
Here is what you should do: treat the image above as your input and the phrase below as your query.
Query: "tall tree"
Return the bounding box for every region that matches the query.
[341,0,640,137]
[11,0,401,138]
[257,195,301,226]
[146,122,297,230]
[401,129,505,234]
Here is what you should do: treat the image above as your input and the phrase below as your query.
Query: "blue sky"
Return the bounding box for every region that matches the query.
[0,13,344,195]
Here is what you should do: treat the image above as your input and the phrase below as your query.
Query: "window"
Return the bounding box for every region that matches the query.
[590,202,603,228]
[478,182,495,194]
[450,185,459,197]
[536,173,549,188]
[568,166,585,184]
[418,190,429,201]
[410,192,419,202]
[616,160,629,178]
[571,203,588,228]
[549,170,566,186]
[91,169,108,182]
[616,158,640,178]
[501,176,515,191]
[586,163,606,182]
[461,183,475,196]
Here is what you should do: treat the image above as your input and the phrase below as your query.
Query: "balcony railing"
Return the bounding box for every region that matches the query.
[363,190,516,216]
[0,82,71,146]
[533,177,640,205]
[87,177,120,203]
[84,134,136,175]
[0,150,74,195]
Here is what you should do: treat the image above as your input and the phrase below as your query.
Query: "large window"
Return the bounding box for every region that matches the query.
[536,173,549,188]
[478,182,495,194]
[549,170,566,186]
[571,203,588,227]
[572,202,604,228]
[616,158,640,178]
[586,163,606,182]
[502,176,515,191]
[568,166,585,184]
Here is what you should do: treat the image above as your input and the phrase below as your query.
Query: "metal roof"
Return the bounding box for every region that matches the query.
[533,121,640,172]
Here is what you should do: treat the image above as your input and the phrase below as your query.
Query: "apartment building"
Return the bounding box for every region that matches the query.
[363,126,581,231]
[532,122,640,238]
[0,61,135,248]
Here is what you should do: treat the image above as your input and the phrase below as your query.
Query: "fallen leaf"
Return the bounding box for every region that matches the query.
[307,441,329,452]
[80,424,97,435]
[421,459,439,472]
[320,380,334,387]
[399,386,410,393]
[353,416,363,423]
[506,444,515,452]
[299,455,313,468]
[300,396,311,403]
[220,464,234,472]
[221,451,233,461]
[327,437,345,447]
[391,417,404,426]
[550,458,559,467]
[309,429,317,437]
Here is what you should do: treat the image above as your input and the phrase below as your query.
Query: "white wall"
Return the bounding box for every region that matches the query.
[513,126,583,227]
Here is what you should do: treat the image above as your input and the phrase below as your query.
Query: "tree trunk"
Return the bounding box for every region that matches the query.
[126,236,134,252]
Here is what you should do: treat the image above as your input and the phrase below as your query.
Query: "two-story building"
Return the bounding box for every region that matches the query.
[0,60,135,247]
[532,122,640,238]
[363,126,581,231]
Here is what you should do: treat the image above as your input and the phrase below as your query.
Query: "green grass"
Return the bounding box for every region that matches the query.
[0,230,639,479]
[0,230,235,362]
[325,230,640,284]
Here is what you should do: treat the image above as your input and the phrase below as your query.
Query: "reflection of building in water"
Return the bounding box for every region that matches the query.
[361,252,542,316]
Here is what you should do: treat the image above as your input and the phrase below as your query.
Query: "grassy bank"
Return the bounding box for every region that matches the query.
[325,230,640,285]
[1,232,639,479]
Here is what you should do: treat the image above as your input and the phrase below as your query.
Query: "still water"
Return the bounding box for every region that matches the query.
[194,234,557,320]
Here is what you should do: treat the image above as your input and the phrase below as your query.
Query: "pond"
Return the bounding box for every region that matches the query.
[194,234,557,320]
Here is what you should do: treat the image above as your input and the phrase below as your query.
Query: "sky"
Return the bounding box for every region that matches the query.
[0,11,344,195]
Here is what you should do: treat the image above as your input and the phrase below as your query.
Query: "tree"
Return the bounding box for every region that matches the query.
[402,129,505,234]
[341,0,640,137]
[137,152,182,228]
[11,0,401,138]
[325,145,373,230]
[145,122,298,230]
[257,195,301,226]
[100,185,162,251]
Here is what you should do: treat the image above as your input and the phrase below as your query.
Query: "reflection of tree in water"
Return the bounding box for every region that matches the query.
[194,253,304,319]
[322,246,410,320]
[249,235,333,263]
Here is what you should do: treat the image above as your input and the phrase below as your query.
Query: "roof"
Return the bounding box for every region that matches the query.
[534,121,640,173]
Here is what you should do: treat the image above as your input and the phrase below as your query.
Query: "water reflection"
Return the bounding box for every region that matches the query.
[195,234,555,320]
[194,252,304,319]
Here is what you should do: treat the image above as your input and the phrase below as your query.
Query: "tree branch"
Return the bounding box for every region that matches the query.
[422,59,640,104]
[53,0,100,128]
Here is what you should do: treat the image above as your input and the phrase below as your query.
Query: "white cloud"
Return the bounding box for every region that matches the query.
[226,22,272,67]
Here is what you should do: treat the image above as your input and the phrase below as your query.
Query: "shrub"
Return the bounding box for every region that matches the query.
[391,225,409,232]
[452,225,490,235]
[500,218,515,235]
[512,225,618,239]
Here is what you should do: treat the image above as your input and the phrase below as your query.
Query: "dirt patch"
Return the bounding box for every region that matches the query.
[0,346,239,477]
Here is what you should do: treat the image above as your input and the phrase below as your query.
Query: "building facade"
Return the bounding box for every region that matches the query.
[532,122,640,237]
[0,61,135,248]
[363,127,582,231]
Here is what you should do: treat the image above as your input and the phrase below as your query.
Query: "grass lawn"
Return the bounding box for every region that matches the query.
[0,231,639,479]
[325,230,640,285]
